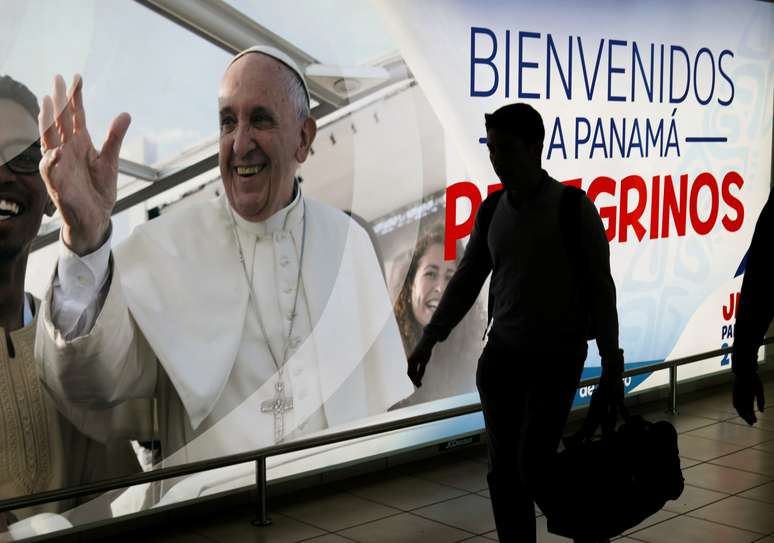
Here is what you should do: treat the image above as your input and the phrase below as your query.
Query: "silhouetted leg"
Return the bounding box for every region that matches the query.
[477,341,535,543]
[478,340,588,542]
[519,345,586,511]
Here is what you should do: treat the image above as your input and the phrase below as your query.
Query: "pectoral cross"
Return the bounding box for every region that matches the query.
[261,381,294,443]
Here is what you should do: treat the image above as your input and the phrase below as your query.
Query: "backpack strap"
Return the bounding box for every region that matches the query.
[559,185,585,263]
[479,189,505,338]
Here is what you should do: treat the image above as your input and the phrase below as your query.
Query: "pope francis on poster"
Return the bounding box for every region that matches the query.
[34,46,413,466]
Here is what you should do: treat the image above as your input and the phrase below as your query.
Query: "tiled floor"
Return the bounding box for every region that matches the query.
[108,374,774,542]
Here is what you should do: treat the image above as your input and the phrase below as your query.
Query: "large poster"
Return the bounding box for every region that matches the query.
[4,1,773,534]
[377,0,774,399]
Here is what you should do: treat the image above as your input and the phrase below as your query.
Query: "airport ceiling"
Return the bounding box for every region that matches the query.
[24,0,415,251]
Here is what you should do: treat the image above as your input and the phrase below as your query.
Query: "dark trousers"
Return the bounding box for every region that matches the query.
[476,338,586,543]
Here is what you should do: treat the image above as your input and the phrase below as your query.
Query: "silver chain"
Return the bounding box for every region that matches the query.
[228,190,307,375]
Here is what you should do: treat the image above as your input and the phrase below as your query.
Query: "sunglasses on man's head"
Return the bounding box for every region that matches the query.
[0,140,42,175]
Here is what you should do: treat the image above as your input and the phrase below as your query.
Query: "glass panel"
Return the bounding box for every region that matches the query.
[226,0,397,66]
[10,1,772,538]
[0,0,230,165]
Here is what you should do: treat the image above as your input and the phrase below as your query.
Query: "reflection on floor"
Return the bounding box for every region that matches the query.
[103,373,774,543]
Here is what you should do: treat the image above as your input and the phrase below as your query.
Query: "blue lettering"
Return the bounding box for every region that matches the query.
[546,33,572,99]
[693,47,715,105]
[718,50,735,106]
[720,342,731,366]
[505,30,511,98]
[590,118,608,159]
[669,45,690,104]
[627,118,643,158]
[547,117,567,160]
[577,37,605,100]
[575,117,591,159]
[665,108,681,157]
[518,31,541,99]
[610,117,626,157]
[659,44,665,103]
[632,42,654,102]
[645,118,663,157]
[607,39,627,102]
[470,27,498,97]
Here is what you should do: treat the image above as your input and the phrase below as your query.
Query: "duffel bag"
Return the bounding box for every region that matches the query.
[538,405,684,541]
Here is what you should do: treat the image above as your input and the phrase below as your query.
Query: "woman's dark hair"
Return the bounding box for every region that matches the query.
[394,222,449,352]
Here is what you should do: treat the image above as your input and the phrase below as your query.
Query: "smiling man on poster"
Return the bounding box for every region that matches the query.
[34,46,412,463]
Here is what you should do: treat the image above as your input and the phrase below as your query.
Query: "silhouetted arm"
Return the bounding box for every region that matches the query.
[420,198,495,347]
[733,189,774,373]
[579,196,621,371]
[731,189,771,425]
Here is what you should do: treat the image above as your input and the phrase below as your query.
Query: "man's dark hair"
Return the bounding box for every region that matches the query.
[0,75,39,120]
[484,103,545,147]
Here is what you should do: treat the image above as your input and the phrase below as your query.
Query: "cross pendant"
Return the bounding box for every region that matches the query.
[261,381,294,443]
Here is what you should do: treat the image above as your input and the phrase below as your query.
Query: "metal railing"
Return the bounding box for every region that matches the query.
[1,336,771,526]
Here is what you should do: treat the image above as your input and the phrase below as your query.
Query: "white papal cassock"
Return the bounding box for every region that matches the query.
[35,189,413,465]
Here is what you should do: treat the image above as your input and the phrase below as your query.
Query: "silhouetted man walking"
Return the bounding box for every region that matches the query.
[408,103,623,543]
[732,187,772,425]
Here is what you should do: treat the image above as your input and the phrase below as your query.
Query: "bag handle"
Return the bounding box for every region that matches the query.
[564,397,630,449]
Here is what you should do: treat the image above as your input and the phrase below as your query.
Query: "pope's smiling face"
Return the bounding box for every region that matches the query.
[0,99,51,258]
[411,243,457,327]
[218,53,315,222]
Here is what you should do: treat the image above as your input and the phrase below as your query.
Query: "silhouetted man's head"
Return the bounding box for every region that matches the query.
[484,103,544,192]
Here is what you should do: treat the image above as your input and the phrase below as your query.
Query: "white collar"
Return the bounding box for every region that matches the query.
[228,184,304,238]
